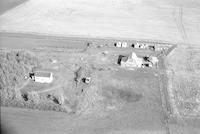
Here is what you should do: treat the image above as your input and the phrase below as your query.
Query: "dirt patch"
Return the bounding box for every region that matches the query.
[103,87,143,103]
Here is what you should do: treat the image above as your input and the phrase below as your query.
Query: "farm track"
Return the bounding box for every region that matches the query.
[171,0,189,45]
[36,84,60,94]
[158,45,177,134]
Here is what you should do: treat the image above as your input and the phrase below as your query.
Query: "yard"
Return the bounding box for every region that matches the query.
[1,32,199,134]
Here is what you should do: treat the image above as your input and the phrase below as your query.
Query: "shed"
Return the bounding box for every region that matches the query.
[115,42,122,47]
[121,42,128,48]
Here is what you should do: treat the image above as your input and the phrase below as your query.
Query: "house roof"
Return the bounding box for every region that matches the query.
[34,71,52,77]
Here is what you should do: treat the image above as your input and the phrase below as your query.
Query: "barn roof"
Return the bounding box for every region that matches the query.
[34,71,52,77]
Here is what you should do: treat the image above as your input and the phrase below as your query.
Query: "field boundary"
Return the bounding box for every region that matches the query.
[0,31,179,46]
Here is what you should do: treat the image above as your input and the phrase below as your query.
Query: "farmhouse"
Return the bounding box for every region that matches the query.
[30,71,53,83]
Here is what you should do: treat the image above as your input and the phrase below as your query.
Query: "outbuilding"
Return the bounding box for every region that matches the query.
[121,42,128,48]
[142,56,158,68]
[133,42,140,48]
[132,42,148,49]
[115,42,128,48]
[115,42,122,47]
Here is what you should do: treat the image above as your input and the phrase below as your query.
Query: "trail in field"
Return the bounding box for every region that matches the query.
[177,7,188,43]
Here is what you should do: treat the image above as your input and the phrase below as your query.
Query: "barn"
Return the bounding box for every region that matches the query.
[120,52,143,68]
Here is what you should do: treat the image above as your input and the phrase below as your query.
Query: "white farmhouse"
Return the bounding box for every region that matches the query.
[33,72,53,83]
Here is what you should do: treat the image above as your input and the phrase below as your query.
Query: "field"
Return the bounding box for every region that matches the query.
[0,0,200,45]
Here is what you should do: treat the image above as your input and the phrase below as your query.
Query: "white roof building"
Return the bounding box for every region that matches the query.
[33,72,53,83]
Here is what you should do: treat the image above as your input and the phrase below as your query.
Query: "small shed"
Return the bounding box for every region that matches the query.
[50,59,57,64]
[134,42,140,48]
[115,42,122,47]
[121,42,128,48]
[139,43,146,48]
[142,61,153,68]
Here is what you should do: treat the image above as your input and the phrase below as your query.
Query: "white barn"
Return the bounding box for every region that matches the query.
[120,52,143,68]
[33,72,53,83]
